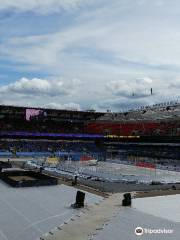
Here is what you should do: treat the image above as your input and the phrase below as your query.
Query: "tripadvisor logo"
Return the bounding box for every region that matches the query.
[135,227,144,236]
[135,226,174,236]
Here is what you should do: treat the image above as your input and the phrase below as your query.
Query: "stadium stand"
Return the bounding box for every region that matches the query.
[0,103,179,170]
[0,105,103,134]
[87,102,180,136]
[0,103,180,137]
[0,139,103,160]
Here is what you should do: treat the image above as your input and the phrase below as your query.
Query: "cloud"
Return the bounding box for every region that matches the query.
[106,77,153,98]
[0,77,81,97]
[0,0,91,14]
[0,0,180,111]
[99,76,180,110]
[44,102,81,110]
[2,0,180,73]
[97,98,153,111]
[0,77,70,96]
[0,77,82,110]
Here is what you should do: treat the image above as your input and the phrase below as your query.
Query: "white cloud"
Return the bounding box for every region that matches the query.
[44,102,81,110]
[0,77,70,96]
[100,76,180,110]
[106,77,154,98]
[1,0,180,110]
[0,77,83,109]
[94,77,180,110]
[0,0,91,14]
[2,0,180,72]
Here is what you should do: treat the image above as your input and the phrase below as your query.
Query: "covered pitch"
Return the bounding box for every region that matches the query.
[0,181,102,240]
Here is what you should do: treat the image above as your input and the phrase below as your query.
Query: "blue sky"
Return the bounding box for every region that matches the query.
[0,0,180,111]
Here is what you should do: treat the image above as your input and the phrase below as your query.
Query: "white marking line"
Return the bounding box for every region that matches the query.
[22,210,70,233]
[0,229,9,240]
[0,197,32,224]
[0,197,43,236]
[16,187,56,216]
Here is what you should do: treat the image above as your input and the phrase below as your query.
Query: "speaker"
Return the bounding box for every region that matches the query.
[122,193,131,206]
[72,175,78,186]
[124,193,131,199]
[76,191,85,207]
[71,191,85,208]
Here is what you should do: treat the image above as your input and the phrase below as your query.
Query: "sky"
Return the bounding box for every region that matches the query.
[0,0,180,112]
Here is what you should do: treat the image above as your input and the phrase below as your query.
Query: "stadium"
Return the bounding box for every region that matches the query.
[0,103,180,183]
[0,102,180,239]
[1,1,180,239]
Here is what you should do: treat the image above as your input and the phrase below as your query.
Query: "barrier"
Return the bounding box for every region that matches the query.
[16,152,51,157]
[136,162,155,169]
[0,152,13,157]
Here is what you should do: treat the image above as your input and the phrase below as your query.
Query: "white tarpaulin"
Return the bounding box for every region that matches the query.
[0,181,102,240]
